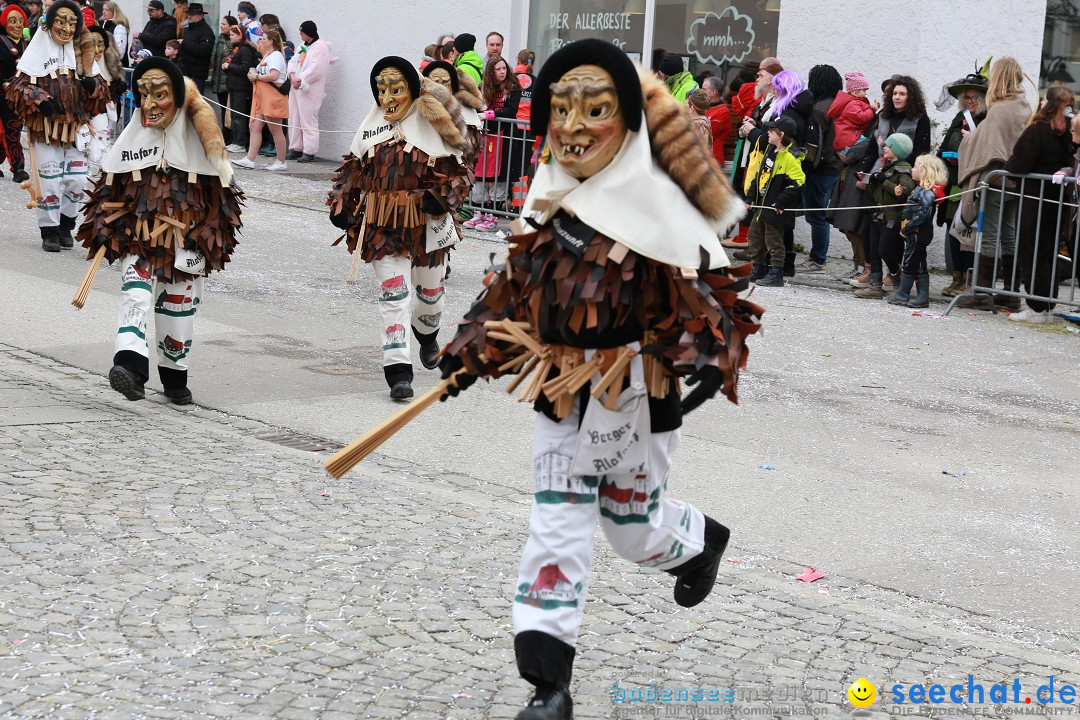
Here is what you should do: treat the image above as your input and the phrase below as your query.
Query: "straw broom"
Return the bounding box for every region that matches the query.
[72,245,107,309]
[324,369,469,479]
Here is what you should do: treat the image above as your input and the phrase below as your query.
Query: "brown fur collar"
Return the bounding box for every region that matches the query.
[419,77,470,153]
[639,67,741,229]
[184,78,231,183]
[455,70,485,111]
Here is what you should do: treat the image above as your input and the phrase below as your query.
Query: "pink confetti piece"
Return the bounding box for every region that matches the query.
[796,567,826,583]
[320,491,330,497]
[977,369,989,374]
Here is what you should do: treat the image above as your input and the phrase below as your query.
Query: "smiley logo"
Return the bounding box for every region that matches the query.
[848,678,877,708]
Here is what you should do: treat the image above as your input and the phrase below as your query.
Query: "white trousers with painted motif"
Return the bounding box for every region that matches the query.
[371,255,445,367]
[34,141,88,228]
[114,255,203,371]
[513,409,706,647]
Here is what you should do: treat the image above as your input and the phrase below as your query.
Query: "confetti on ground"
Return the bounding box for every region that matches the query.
[978,369,989,374]
[320,491,330,497]
[797,568,826,583]
[942,470,969,478]
[758,464,776,471]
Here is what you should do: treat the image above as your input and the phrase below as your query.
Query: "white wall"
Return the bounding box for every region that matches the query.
[116,0,516,160]
[776,0,1047,145]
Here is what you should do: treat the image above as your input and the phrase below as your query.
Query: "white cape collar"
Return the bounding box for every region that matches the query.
[350,103,462,161]
[521,113,738,269]
[17,29,77,77]
[102,106,220,177]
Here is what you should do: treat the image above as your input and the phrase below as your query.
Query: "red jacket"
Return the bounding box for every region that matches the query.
[705,103,731,165]
[827,91,874,151]
[731,83,760,119]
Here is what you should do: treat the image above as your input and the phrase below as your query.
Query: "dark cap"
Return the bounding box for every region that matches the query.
[763,115,797,138]
[147,0,165,9]
[187,3,204,14]
[453,33,475,53]
[659,54,684,76]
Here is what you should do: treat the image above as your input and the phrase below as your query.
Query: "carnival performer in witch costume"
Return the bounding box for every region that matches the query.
[0,3,30,183]
[422,59,486,161]
[327,56,473,400]
[76,57,243,405]
[4,0,107,252]
[438,40,762,720]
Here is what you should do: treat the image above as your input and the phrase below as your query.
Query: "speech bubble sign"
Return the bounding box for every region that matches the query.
[686,7,756,65]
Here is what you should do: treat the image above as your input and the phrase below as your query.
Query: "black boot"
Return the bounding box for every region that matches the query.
[384,363,414,400]
[159,367,192,405]
[40,226,60,253]
[667,516,730,608]
[515,631,574,720]
[58,214,76,249]
[956,254,997,310]
[413,327,440,370]
[110,351,149,400]
[12,167,29,184]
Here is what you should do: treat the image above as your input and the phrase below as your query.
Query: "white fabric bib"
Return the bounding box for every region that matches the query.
[103,105,220,177]
[349,103,462,161]
[522,113,740,270]
[463,106,482,129]
[17,29,77,77]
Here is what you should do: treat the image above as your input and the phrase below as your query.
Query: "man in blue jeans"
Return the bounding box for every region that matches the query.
[799,68,843,273]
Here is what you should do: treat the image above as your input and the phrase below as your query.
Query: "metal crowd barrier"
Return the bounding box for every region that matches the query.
[944,169,1080,317]
[465,116,534,218]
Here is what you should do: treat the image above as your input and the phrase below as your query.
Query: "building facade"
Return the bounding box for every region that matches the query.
[113,1,1072,158]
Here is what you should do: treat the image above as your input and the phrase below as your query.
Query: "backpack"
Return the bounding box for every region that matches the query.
[803,105,829,171]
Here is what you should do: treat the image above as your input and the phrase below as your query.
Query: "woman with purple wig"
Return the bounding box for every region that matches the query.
[768,70,814,274]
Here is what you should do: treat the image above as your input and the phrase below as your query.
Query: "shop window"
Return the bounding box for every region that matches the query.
[1042,0,1080,91]
[652,0,779,91]
[528,0,646,66]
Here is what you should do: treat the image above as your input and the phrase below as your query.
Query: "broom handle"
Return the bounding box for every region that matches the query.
[324,370,466,479]
[22,141,42,209]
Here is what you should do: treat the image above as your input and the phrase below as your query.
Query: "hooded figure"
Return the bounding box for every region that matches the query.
[326,56,474,399]
[436,39,762,720]
[5,0,108,251]
[75,56,243,406]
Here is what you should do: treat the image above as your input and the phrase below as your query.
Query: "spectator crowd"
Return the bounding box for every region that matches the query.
[0,1,1075,321]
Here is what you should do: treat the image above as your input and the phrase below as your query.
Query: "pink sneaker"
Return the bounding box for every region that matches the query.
[476,214,499,231]
[462,214,483,229]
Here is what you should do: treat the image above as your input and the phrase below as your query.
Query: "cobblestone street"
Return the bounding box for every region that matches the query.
[2,344,1080,720]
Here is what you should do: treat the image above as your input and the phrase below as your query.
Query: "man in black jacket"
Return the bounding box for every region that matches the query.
[178,3,213,92]
[136,0,175,57]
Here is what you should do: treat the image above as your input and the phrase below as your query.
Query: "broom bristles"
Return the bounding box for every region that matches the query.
[324,371,465,479]
[72,246,107,309]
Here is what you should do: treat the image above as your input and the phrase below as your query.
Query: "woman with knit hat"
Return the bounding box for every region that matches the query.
[854,132,916,298]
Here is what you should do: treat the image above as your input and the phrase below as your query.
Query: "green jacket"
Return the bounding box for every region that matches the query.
[869,160,915,223]
[666,71,698,102]
[208,33,232,95]
[454,50,483,85]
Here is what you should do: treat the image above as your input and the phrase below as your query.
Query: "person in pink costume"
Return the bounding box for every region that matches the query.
[285,20,333,162]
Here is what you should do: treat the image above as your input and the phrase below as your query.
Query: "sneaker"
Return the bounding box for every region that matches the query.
[259,145,276,157]
[732,249,752,261]
[285,149,303,160]
[848,271,872,288]
[1008,307,1052,324]
[297,154,316,163]
[225,144,246,153]
[265,160,288,171]
[721,238,748,249]
[837,267,862,282]
[462,214,484,229]
[882,274,897,290]
[231,157,256,169]
[475,214,498,231]
[756,267,785,287]
[798,260,826,273]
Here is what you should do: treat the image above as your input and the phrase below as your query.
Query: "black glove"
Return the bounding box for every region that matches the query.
[680,365,723,416]
[330,209,350,230]
[92,234,109,252]
[419,191,445,216]
[438,354,478,402]
[80,77,99,94]
[110,79,127,97]
[38,98,62,117]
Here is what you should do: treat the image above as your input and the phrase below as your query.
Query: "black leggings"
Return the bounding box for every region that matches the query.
[947,231,974,274]
[216,91,231,145]
[229,89,252,147]
[901,223,932,275]
[869,221,902,276]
